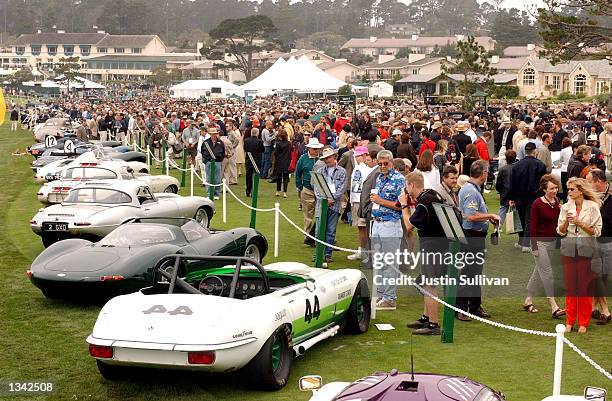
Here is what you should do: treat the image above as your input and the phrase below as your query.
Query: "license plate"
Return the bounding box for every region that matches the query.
[42,222,68,231]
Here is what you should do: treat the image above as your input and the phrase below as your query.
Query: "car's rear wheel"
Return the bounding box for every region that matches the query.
[242,325,292,390]
[244,241,262,263]
[163,184,178,193]
[344,279,371,334]
[194,207,209,228]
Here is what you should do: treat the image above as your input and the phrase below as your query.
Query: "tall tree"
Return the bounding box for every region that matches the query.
[490,8,541,47]
[442,36,497,108]
[538,0,611,63]
[201,15,278,81]
[54,56,81,91]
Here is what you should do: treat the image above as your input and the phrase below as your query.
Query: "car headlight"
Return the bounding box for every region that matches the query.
[474,388,505,401]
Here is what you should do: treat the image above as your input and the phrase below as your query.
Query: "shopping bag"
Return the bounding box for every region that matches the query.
[505,207,523,234]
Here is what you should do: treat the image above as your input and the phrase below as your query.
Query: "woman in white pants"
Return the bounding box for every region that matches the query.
[524,174,565,318]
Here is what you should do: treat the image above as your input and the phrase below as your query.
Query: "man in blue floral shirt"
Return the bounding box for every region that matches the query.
[370,150,406,310]
[314,148,348,263]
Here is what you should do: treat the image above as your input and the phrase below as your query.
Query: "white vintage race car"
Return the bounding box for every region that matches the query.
[87,256,371,391]
[37,163,180,205]
[30,180,214,247]
[34,151,149,183]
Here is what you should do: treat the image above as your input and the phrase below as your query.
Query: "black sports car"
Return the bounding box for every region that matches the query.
[28,218,267,299]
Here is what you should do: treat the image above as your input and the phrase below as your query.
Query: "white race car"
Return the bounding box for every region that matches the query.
[37,163,180,205]
[34,151,149,183]
[87,256,371,390]
[30,180,214,247]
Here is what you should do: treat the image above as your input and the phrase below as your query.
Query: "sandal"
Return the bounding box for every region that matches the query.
[552,308,566,319]
[596,314,611,325]
[523,304,539,313]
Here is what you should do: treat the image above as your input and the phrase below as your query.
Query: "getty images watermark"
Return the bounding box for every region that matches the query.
[371,249,511,288]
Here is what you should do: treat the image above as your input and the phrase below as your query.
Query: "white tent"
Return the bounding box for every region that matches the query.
[368,81,394,98]
[239,56,346,95]
[23,75,105,90]
[169,79,239,99]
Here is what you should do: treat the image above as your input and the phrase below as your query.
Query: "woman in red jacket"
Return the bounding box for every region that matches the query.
[523,174,565,318]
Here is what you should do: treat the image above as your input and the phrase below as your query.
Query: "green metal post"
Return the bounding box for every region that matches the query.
[161,141,167,170]
[180,148,187,187]
[249,173,260,229]
[314,199,329,268]
[208,161,215,199]
[442,240,460,343]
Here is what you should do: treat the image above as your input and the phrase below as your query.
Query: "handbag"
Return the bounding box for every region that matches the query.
[505,206,523,234]
[288,144,299,173]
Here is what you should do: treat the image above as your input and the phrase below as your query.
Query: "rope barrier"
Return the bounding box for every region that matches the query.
[224,184,277,212]
[278,209,360,253]
[412,281,612,380]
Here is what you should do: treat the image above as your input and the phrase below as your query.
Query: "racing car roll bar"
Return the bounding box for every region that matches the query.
[153,254,271,297]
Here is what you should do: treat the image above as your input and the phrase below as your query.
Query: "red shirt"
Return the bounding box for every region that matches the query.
[474,137,490,161]
[529,197,560,251]
[334,117,350,134]
[418,138,436,156]
[378,127,389,141]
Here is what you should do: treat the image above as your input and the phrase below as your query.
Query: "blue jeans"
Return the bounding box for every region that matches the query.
[205,161,222,197]
[498,203,509,227]
[315,209,340,257]
[371,219,403,302]
[262,146,272,179]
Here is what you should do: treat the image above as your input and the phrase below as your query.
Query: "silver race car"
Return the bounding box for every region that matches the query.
[31,180,215,247]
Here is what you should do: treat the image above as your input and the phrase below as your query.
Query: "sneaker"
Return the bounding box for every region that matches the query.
[213,196,220,201]
[521,246,530,253]
[275,192,280,197]
[298,204,302,211]
[514,243,522,249]
[283,192,287,198]
[406,318,428,329]
[456,312,472,321]
[324,255,333,263]
[347,250,361,261]
[472,307,491,318]
[413,324,440,335]
[375,299,397,311]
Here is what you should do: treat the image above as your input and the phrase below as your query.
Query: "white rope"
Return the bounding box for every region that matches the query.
[562,337,612,380]
[224,184,276,212]
[412,282,612,379]
[278,209,360,253]
[192,168,223,187]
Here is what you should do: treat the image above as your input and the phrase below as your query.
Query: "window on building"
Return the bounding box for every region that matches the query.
[98,47,107,53]
[31,45,41,56]
[80,46,91,55]
[553,75,560,90]
[15,46,25,55]
[544,75,549,86]
[114,47,125,53]
[596,81,608,95]
[64,45,74,56]
[574,74,586,94]
[47,46,57,56]
[522,68,535,86]
[412,68,419,75]
[132,48,142,54]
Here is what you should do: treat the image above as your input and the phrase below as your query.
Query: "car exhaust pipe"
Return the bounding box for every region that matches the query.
[294,325,339,357]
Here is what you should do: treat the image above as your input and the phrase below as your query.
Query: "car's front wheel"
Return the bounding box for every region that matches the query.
[242,325,292,390]
[344,279,371,334]
[244,241,262,263]
[194,207,209,228]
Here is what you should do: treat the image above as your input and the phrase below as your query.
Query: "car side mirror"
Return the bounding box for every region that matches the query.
[299,375,322,392]
[584,387,606,401]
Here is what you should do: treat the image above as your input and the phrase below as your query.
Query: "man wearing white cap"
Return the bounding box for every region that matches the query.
[347,146,375,262]
[295,138,324,245]
[313,147,348,263]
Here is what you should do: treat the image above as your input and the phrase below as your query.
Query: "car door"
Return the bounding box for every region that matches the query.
[137,186,179,218]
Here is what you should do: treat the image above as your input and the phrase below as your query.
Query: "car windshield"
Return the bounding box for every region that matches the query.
[64,188,132,204]
[181,220,210,241]
[63,167,117,180]
[99,225,176,247]
[45,119,66,127]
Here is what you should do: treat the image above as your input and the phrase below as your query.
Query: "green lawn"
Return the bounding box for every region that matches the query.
[0,125,609,401]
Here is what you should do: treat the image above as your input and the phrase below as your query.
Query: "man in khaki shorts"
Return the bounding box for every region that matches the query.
[348,146,375,261]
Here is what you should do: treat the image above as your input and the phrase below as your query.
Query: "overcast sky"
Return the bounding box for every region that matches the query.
[397,0,547,11]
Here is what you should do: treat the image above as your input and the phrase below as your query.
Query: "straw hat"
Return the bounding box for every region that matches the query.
[319,148,336,160]
[305,138,324,149]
